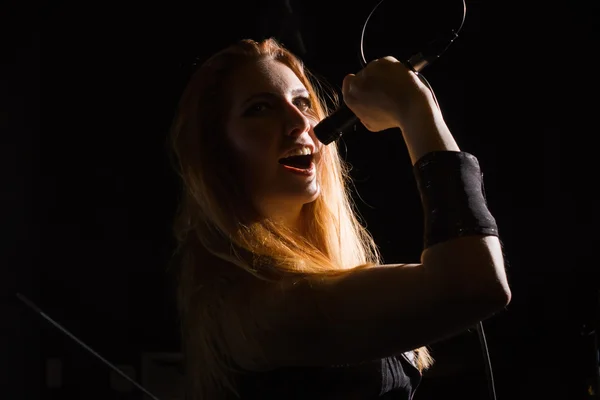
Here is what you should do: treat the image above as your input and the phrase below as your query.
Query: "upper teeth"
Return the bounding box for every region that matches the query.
[284,146,312,157]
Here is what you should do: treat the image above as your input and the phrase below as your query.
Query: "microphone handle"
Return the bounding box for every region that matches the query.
[314,55,430,145]
[313,105,359,145]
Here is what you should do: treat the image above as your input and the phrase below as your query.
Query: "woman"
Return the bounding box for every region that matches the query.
[168,38,510,399]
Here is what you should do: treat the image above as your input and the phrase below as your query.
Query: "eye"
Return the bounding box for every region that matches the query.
[293,96,312,112]
[245,101,271,115]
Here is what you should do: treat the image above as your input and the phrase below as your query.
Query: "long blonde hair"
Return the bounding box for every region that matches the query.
[168,37,432,399]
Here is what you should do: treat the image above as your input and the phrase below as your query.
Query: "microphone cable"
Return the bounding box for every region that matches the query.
[314,2,499,400]
[314,0,464,145]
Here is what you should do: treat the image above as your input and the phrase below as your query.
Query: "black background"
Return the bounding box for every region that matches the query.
[2,0,599,399]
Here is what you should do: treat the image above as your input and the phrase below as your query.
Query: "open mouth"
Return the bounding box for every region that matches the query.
[278,154,314,170]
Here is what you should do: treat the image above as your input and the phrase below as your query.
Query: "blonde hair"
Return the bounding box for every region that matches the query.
[168,37,432,399]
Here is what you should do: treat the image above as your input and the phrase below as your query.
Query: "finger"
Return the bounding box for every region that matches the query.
[381,56,400,63]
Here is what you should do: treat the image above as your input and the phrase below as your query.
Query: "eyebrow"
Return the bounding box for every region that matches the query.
[241,88,309,107]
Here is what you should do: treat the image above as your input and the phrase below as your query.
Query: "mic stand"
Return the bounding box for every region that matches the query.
[16,292,162,400]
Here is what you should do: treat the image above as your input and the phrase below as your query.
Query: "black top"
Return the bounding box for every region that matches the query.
[236,353,421,399]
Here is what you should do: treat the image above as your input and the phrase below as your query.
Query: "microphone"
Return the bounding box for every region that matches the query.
[313,32,458,145]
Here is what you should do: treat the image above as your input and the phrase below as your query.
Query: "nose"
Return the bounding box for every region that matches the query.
[284,102,312,138]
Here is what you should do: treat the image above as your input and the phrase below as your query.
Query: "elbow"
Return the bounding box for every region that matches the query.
[437,282,511,330]
[437,267,512,316]
[428,235,512,311]
[468,279,512,315]
[495,283,512,308]
[478,262,512,310]
[486,284,511,310]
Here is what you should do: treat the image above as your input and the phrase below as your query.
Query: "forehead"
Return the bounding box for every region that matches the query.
[226,58,306,99]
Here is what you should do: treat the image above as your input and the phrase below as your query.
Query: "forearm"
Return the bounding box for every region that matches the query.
[398,94,460,165]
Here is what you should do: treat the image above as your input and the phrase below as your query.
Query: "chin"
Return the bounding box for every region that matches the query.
[302,183,321,204]
[306,189,321,204]
[279,187,320,209]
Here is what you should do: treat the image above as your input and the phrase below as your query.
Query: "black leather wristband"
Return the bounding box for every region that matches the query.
[413,151,499,249]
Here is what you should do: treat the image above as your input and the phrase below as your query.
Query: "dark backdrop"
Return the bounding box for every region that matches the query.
[2,0,598,399]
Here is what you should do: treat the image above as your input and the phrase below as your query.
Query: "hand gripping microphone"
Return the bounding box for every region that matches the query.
[313,31,459,145]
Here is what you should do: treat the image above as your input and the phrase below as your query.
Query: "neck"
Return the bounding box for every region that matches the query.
[259,200,305,234]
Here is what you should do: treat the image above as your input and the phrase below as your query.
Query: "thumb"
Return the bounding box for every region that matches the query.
[342,74,356,98]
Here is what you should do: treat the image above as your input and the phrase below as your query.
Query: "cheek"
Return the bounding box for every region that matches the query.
[226,126,275,185]
[229,138,267,172]
[227,124,262,162]
[227,120,281,163]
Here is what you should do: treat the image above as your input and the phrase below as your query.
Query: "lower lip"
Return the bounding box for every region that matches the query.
[281,162,315,176]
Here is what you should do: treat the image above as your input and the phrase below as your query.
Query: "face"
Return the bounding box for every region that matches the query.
[224,58,323,223]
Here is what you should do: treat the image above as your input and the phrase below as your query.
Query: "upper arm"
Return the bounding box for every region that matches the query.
[218,235,510,371]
